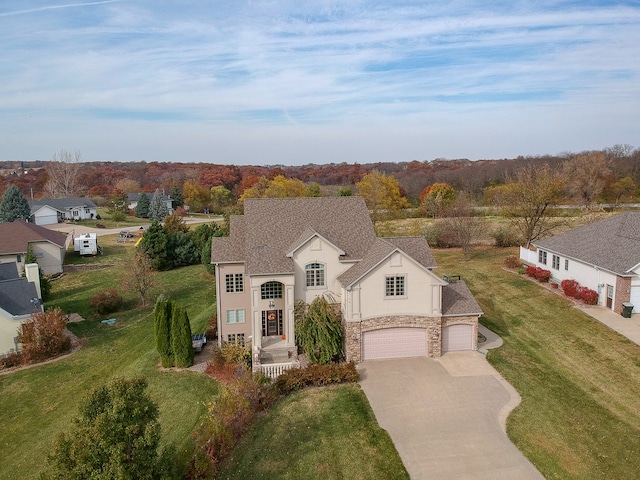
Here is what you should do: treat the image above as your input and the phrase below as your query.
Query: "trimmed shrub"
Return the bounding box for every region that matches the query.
[0,351,23,369]
[154,295,173,368]
[88,288,123,315]
[578,287,599,305]
[517,267,526,275]
[525,265,537,277]
[171,304,194,368]
[274,362,359,396]
[561,279,579,298]
[535,268,551,283]
[504,255,521,269]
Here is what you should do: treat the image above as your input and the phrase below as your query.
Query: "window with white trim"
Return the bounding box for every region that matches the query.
[385,276,405,297]
[305,263,325,287]
[225,273,244,293]
[227,333,245,347]
[538,250,547,265]
[226,309,245,324]
[552,255,560,270]
[261,281,282,299]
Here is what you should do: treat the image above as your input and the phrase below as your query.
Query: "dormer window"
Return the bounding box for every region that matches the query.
[305,263,325,287]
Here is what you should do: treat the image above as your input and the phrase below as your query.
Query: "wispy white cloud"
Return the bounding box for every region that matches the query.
[0,1,638,163]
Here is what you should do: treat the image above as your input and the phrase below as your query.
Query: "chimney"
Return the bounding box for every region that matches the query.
[24,263,42,300]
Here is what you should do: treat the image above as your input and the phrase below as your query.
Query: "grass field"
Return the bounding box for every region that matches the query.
[217,384,409,480]
[435,247,640,479]
[0,239,219,479]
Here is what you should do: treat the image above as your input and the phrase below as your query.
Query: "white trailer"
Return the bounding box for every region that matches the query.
[74,233,99,256]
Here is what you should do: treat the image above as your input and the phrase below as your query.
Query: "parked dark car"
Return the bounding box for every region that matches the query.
[120,230,134,238]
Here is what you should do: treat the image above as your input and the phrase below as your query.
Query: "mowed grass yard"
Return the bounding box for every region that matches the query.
[0,236,220,479]
[436,247,640,479]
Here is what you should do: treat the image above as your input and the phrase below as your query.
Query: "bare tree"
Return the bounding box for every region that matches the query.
[44,149,83,198]
[122,251,157,306]
[562,152,611,208]
[500,164,565,248]
[440,195,483,260]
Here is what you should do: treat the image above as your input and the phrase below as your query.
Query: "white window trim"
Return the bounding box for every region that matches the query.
[226,309,245,324]
[385,275,407,299]
[305,262,326,289]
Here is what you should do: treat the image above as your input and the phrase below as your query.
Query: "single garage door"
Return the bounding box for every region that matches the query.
[629,286,640,313]
[442,324,473,352]
[363,328,426,360]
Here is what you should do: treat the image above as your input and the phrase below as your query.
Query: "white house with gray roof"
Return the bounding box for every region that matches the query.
[211,197,482,376]
[525,211,640,315]
[29,197,98,225]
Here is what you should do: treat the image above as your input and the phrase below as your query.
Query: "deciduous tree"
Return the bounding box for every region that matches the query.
[123,251,157,307]
[183,181,211,213]
[44,149,83,198]
[108,189,129,222]
[0,185,31,223]
[419,183,456,218]
[355,170,409,223]
[499,164,565,247]
[210,185,233,213]
[17,307,71,364]
[562,152,611,207]
[295,296,343,365]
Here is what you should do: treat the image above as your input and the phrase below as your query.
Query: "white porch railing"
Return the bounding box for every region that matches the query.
[260,362,294,379]
[520,246,538,264]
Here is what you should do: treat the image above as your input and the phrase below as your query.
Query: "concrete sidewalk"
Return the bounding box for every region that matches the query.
[576,305,640,346]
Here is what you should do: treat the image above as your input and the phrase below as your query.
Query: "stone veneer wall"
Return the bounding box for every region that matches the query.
[441,316,480,352]
[344,316,441,363]
[614,275,631,315]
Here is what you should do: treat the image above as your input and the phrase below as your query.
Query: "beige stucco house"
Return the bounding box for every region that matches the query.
[0,220,69,275]
[211,197,482,377]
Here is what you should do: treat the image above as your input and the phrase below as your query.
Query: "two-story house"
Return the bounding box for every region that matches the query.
[211,197,482,376]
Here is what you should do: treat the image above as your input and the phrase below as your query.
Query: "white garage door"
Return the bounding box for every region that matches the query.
[442,324,473,352]
[363,328,426,360]
[629,287,640,313]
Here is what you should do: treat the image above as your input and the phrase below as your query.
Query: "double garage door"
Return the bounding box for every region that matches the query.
[362,324,474,360]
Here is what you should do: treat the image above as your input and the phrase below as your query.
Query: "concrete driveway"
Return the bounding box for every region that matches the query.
[358,353,544,480]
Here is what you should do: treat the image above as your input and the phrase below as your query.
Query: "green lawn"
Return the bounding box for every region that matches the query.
[217,384,409,480]
[435,247,640,479]
[0,242,219,479]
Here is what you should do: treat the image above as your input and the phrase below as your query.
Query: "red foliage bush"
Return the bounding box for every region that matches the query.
[17,307,71,364]
[88,288,123,315]
[561,279,579,298]
[525,266,537,277]
[534,268,551,283]
[578,287,599,305]
[274,362,360,395]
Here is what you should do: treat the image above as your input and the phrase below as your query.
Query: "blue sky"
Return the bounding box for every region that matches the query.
[1,0,638,165]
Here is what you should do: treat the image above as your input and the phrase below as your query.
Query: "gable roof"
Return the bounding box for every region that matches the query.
[211,216,246,264]
[0,278,39,316]
[338,237,440,289]
[30,197,97,212]
[534,212,640,275]
[286,227,345,258]
[441,280,483,316]
[0,220,68,255]
[0,263,19,281]
[213,197,376,275]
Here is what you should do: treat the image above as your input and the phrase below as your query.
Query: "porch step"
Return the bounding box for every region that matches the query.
[260,348,292,364]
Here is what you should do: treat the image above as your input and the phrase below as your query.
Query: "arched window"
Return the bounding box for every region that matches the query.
[261,281,283,299]
[305,263,325,287]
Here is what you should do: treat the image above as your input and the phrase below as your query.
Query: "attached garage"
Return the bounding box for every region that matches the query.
[363,327,426,360]
[629,286,640,313]
[442,324,473,352]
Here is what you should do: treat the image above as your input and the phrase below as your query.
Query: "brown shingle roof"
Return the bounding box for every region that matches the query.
[441,280,483,316]
[0,220,67,254]
[242,197,376,275]
[211,215,246,263]
[534,212,640,275]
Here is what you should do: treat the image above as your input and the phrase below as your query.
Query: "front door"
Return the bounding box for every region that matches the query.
[262,310,283,336]
[607,285,614,309]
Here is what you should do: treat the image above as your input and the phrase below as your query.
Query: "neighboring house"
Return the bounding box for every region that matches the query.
[0,220,69,275]
[29,198,98,225]
[0,262,43,356]
[211,197,482,377]
[127,193,173,214]
[522,211,640,315]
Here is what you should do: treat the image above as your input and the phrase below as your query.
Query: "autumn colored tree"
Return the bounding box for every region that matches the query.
[0,185,31,223]
[499,164,565,247]
[17,307,71,364]
[163,212,189,234]
[115,178,141,193]
[606,177,637,206]
[419,183,456,218]
[355,170,409,223]
[239,176,270,203]
[306,182,322,197]
[183,181,211,213]
[562,152,612,207]
[210,185,233,213]
[438,195,483,259]
[264,175,307,198]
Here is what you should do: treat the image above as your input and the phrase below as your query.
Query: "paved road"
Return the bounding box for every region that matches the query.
[358,354,544,480]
